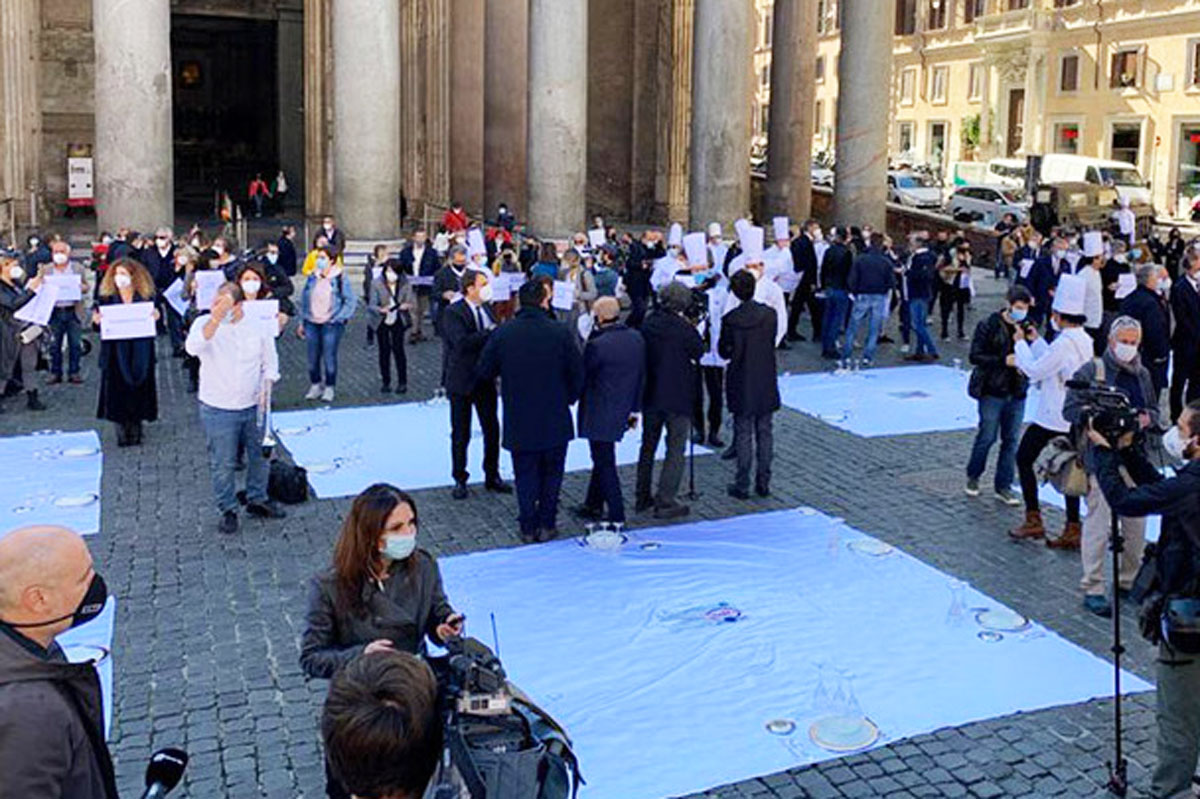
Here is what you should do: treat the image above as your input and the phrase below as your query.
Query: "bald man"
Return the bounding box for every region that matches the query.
[0,525,117,799]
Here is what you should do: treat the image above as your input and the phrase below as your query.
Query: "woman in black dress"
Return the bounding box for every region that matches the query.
[94,258,159,446]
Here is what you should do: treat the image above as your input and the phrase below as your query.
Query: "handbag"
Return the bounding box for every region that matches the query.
[267,459,309,504]
[1034,435,1089,497]
[967,368,984,400]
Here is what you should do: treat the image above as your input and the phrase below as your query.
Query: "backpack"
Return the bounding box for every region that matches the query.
[267,459,309,504]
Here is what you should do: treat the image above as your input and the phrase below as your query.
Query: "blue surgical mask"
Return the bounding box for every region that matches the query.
[381,534,416,562]
[1130,248,1142,260]
[1010,307,1027,323]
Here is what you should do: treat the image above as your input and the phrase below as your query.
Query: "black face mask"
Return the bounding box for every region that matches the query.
[6,573,107,631]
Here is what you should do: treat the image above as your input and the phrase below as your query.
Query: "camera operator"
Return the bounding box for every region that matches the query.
[1063,316,1158,617]
[1088,399,1200,799]
[322,650,442,799]
[301,484,462,799]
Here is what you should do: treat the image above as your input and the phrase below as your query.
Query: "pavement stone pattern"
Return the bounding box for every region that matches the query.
[0,267,1169,799]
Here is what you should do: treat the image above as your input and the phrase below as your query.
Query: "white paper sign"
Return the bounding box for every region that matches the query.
[491,273,513,302]
[587,228,607,248]
[164,278,188,317]
[243,299,281,337]
[100,302,156,340]
[45,272,82,302]
[552,280,576,311]
[1018,258,1034,279]
[372,266,384,281]
[1115,273,1136,300]
[193,270,225,311]
[15,282,60,326]
[410,275,435,287]
[776,270,801,293]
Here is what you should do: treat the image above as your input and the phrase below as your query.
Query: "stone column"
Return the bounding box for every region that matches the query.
[1022,36,1048,157]
[0,0,40,230]
[425,0,451,210]
[450,0,484,216]
[484,0,528,221]
[277,0,305,210]
[332,0,400,238]
[688,0,752,229]
[587,0,634,220]
[765,0,818,221]
[527,0,587,238]
[93,0,172,232]
[304,0,333,217]
[656,0,694,223]
[833,0,895,230]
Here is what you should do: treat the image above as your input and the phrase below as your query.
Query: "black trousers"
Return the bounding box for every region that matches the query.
[449,384,500,485]
[1169,354,1200,421]
[732,412,774,493]
[691,366,724,440]
[627,292,648,329]
[788,285,824,339]
[939,285,968,338]
[1015,422,1081,522]
[584,440,625,522]
[513,445,568,535]
[376,322,408,388]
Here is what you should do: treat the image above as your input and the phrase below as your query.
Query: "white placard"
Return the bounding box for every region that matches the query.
[15,282,60,326]
[1018,258,1034,279]
[164,278,188,317]
[45,272,82,302]
[1115,273,1137,300]
[243,299,281,337]
[587,228,607,248]
[372,265,384,281]
[552,280,576,311]
[100,302,156,340]
[410,275,435,287]
[193,270,225,311]
[776,270,801,293]
[491,273,513,302]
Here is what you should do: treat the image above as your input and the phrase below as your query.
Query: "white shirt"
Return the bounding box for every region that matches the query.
[1117,207,1135,236]
[763,244,793,284]
[699,284,729,368]
[1078,264,1104,328]
[708,242,729,274]
[410,245,426,276]
[723,275,787,346]
[650,255,682,292]
[185,313,280,411]
[1014,327,1092,432]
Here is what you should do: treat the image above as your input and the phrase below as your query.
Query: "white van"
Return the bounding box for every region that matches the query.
[985,158,1027,188]
[1038,154,1151,207]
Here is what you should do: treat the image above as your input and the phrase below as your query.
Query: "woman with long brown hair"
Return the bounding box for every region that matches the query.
[93,258,159,446]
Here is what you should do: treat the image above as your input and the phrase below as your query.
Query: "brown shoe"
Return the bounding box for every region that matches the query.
[1047,521,1082,551]
[1009,510,1045,540]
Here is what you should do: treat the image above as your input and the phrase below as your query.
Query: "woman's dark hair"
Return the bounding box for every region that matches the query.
[1006,285,1033,305]
[333,484,418,618]
[235,262,273,298]
[539,242,559,263]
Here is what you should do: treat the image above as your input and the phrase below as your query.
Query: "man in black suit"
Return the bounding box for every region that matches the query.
[624,231,665,329]
[1120,263,1171,396]
[787,219,824,343]
[635,282,705,519]
[397,229,441,343]
[478,280,585,543]
[441,270,510,499]
[720,270,781,499]
[277,225,298,277]
[314,215,346,259]
[1170,250,1200,420]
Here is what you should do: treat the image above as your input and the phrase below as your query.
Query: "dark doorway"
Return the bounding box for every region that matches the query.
[171,15,278,217]
[1006,88,1025,157]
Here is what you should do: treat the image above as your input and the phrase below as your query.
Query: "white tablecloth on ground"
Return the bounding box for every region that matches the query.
[57,596,116,739]
[0,430,102,537]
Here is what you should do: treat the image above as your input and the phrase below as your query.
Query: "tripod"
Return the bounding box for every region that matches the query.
[1104,472,1128,797]
[686,417,702,501]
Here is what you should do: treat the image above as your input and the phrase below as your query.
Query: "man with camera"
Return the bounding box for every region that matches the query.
[1064,316,1158,617]
[1089,399,1200,799]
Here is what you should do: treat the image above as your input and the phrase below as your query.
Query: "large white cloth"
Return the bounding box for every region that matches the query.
[1014,327,1092,432]
[1077,264,1104,328]
[185,314,280,411]
[723,276,787,346]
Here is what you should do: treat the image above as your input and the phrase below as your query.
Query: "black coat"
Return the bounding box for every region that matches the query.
[968,311,1028,400]
[441,299,496,396]
[137,245,176,291]
[277,235,298,276]
[95,295,158,424]
[820,242,853,291]
[578,323,645,442]
[791,235,817,289]
[478,308,585,452]
[1120,286,1171,389]
[398,245,441,295]
[315,226,346,258]
[640,309,704,416]
[1170,277,1200,363]
[624,241,664,297]
[718,300,780,416]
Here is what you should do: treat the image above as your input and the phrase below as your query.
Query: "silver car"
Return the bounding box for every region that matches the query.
[946,184,1028,227]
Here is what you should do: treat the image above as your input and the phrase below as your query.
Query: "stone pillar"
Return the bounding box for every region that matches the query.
[93,0,172,233]
[1022,37,1048,157]
[424,0,451,210]
[629,0,661,221]
[979,59,993,157]
[527,0,587,238]
[587,0,634,220]
[484,0,528,222]
[332,0,401,238]
[277,1,305,210]
[655,0,693,223]
[765,0,818,221]
[833,0,895,230]
[688,0,752,229]
[450,0,484,216]
[304,0,333,217]
[0,0,40,231]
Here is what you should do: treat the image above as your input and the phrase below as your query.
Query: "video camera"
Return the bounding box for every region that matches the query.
[441,635,511,717]
[1066,378,1141,442]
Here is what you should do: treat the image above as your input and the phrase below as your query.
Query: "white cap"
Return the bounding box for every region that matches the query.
[707,222,722,239]
[467,228,487,257]
[773,216,790,242]
[1120,194,1131,208]
[733,218,751,243]
[587,228,606,248]
[1052,273,1087,315]
[683,232,708,267]
[1082,231,1104,258]
[740,225,765,263]
[667,222,683,248]
[1115,272,1136,300]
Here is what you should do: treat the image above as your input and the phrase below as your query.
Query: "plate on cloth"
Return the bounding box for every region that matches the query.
[765,719,796,736]
[61,446,100,458]
[61,643,111,666]
[808,715,880,752]
[305,461,338,474]
[975,608,1030,633]
[846,539,895,557]
[276,425,311,436]
[579,531,627,552]
[53,493,99,508]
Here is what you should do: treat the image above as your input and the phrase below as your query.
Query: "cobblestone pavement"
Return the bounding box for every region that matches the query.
[0,268,1168,799]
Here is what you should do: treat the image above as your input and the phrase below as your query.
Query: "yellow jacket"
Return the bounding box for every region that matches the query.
[301,249,343,276]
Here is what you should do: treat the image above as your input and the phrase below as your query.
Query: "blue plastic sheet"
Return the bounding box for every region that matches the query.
[0,430,102,538]
[272,401,707,498]
[438,508,1151,799]
[57,596,116,739]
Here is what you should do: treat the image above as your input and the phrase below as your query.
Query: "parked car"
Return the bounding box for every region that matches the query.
[887,171,942,209]
[812,164,834,187]
[946,184,1028,226]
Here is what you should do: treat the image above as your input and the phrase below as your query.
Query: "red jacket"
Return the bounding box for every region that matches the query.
[442,208,469,233]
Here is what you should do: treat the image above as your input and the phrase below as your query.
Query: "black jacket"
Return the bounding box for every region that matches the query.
[791,235,817,289]
[579,323,646,442]
[718,300,781,416]
[137,244,176,291]
[624,241,665,296]
[0,624,118,799]
[398,244,441,295]
[441,299,496,396]
[1170,277,1200,360]
[299,551,455,679]
[820,242,853,292]
[847,248,897,295]
[1120,286,1171,390]
[968,311,1028,400]
[478,308,585,452]
[315,226,346,258]
[906,249,938,302]
[277,235,298,276]
[640,309,704,416]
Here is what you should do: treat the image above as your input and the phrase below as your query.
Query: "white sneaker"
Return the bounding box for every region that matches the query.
[321,386,335,403]
[305,384,324,401]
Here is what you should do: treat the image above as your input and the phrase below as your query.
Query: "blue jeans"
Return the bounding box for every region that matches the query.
[821,289,849,357]
[49,307,82,377]
[966,394,1025,491]
[304,321,345,387]
[199,403,268,513]
[909,297,938,356]
[841,293,888,362]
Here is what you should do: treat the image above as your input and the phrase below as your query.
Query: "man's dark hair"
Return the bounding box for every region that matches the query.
[518,277,546,308]
[460,269,486,294]
[658,281,692,314]
[730,269,756,303]
[868,233,885,250]
[1006,285,1033,305]
[322,652,442,799]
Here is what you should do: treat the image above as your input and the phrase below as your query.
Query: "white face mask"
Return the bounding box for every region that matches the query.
[241,279,261,297]
[385,272,398,284]
[212,245,224,257]
[1162,425,1194,462]
[114,273,132,289]
[157,238,170,250]
[478,282,494,303]
[380,534,416,562]
[190,238,201,248]
[1113,342,1139,363]
[1160,278,1172,295]
[323,223,333,233]
[266,253,278,265]
[52,252,68,265]
[8,266,24,281]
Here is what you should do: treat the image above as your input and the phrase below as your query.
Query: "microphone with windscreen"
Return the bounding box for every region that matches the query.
[140,748,188,799]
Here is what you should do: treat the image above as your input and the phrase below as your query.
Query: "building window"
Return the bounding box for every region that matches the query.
[927,0,947,30]
[817,0,829,34]
[815,56,825,83]
[762,12,773,49]
[1060,53,1080,92]
[900,68,917,105]
[1008,0,1028,9]
[968,63,984,101]
[1053,0,1080,7]
[895,0,917,35]
[1177,125,1200,209]
[1110,48,1140,89]
[1054,122,1081,154]
[1188,39,1200,89]
[1110,122,1141,165]
[929,121,949,167]
[760,105,770,136]
[898,121,915,154]
[760,65,770,90]
[814,100,823,130]
[930,66,949,104]
[964,0,986,23]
